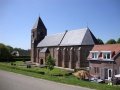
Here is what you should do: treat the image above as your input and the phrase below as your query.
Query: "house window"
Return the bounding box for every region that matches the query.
[90,51,99,59]
[92,53,97,58]
[94,67,99,73]
[102,52,111,60]
[114,69,117,75]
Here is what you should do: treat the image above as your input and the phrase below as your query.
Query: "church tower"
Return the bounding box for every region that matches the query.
[31,17,47,62]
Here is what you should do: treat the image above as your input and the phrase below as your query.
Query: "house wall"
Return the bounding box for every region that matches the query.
[89,55,120,80]
[89,61,100,77]
[115,53,120,74]
[89,61,114,79]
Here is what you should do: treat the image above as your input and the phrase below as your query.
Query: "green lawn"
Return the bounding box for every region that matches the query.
[0,61,120,90]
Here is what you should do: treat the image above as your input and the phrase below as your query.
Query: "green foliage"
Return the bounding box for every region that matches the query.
[106,39,116,44]
[46,55,55,71]
[0,43,12,61]
[97,38,104,44]
[0,43,30,56]
[14,48,30,56]
[6,45,13,53]
[0,43,30,62]
[13,56,30,62]
[117,38,120,43]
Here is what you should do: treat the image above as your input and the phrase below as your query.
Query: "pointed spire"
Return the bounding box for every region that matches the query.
[32,16,46,30]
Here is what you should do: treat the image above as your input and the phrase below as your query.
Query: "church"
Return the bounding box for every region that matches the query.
[31,17,98,69]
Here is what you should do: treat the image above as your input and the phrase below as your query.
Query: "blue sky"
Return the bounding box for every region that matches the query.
[0,0,120,49]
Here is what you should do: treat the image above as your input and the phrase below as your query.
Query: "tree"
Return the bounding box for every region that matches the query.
[6,45,13,53]
[13,48,30,56]
[106,39,116,44]
[46,55,55,71]
[117,38,120,44]
[0,43,12,61]
[97,38,104,44]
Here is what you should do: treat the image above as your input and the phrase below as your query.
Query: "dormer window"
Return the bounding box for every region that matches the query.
[90,51,99,59]
[102,51,111,60]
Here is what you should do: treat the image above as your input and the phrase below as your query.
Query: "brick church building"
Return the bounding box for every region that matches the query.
[31,17,98,69]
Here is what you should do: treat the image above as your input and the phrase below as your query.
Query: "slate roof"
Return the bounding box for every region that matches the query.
[37,28,97,47]
[40,48,48,53]
[60,28,95,46]
[32,17,47,30]
[37,32,66,47]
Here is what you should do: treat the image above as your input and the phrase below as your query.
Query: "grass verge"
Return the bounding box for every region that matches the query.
[0,62,120,90]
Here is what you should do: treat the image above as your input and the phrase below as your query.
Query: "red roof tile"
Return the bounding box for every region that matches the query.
[88,44,120,60]
[91,44,120,54]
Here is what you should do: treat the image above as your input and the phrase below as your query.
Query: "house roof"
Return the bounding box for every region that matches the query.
[88,44,120,60]
[91,44,120,54]
[37,28,98,47]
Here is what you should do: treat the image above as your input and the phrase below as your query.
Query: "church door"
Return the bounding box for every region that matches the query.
[40,59,43,65]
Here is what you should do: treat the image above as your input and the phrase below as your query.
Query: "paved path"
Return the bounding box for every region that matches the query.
[0,70,94,90]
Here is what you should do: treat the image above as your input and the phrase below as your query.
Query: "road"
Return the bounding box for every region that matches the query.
[0,70,94,90]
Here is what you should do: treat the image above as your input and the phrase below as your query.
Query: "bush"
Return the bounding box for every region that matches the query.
[27,64,31,68]
[0,43,12,62]
[12,56,30,62]
[46,55,55,71]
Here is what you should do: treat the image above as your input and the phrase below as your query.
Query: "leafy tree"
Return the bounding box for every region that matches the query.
[97,38,104,44]
[46,55,55,71]
[106,39,116,44]
[0,43,12,61]
[117,38,120,44]
[6,45,14,53]
[13,48,30,56]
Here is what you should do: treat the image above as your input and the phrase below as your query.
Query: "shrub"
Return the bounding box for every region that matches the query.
[46,55,55,71]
